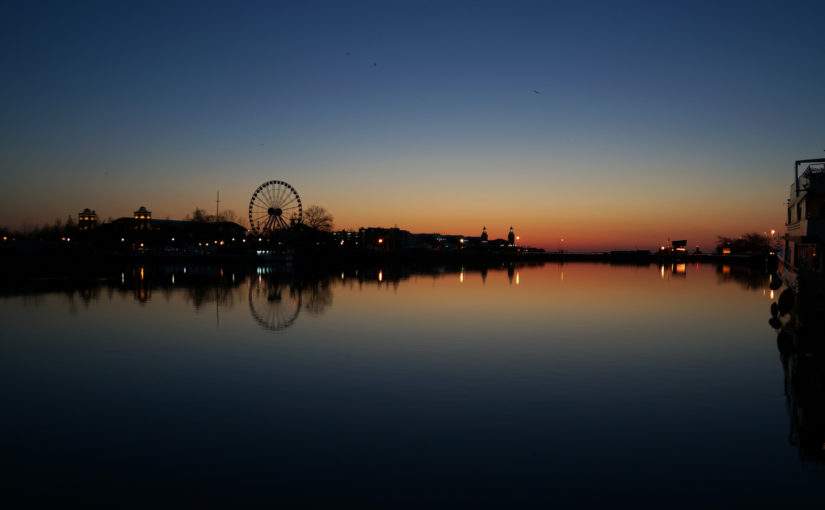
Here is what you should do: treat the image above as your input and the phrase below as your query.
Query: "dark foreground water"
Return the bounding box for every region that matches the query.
[1,262,822,507]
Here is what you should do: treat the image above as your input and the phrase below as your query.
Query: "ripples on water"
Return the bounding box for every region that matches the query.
[1,262,822,507]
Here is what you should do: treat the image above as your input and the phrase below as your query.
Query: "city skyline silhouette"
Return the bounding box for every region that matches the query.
[2,2,823,252]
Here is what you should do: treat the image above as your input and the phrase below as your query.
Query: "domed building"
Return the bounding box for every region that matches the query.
[134,206,151,230]
[78,208,98,230]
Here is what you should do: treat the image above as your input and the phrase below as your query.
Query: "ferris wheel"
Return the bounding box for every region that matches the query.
[248,180,302,234]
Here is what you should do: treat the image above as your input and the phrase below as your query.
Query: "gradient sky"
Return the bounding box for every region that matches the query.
[2,0,823,251]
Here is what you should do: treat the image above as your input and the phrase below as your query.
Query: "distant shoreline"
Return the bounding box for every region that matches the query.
[0,247,774,282]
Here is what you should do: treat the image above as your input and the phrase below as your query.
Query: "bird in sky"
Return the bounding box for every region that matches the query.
[533,90,540,94]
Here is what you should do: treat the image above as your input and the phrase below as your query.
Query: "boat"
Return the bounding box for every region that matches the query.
[779,157,825,299]
[769,157,825,359]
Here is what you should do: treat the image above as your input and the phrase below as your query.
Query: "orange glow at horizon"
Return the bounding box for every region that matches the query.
[325,185,779,252]
[2,157,781,254]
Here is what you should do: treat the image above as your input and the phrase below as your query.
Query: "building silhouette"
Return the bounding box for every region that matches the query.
[134,206,151,230]
[78,208,98,230]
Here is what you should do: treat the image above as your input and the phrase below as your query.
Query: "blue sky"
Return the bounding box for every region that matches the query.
[1,0,823,249]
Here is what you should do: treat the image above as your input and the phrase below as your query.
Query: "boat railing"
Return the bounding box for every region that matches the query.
[801,164,825,191]
[802,163,825,176]
[791,165,825,197]
[794,159,825,196]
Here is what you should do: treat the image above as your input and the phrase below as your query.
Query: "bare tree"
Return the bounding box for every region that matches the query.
[217,209,238,223]
[715,232,773,255]
[186,207,241,224]
[186,207,209,222]
[302,205,334,231]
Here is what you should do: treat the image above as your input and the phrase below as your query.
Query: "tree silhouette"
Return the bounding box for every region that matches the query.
[302,205,334,231]
[187,207,209,222]
[716,232,774,254]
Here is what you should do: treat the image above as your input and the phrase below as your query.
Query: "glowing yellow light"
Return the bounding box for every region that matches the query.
[770,289,775,300]
[2,236,7,241]
[140,267,144,280]
[460,271,464,283]
[661,265,665,278]
[770,229,775,236]
[722,248,731,255]
[723,265,731,274]
[676,263,686,274]
[378,238,383,244]
[378,270,383,282]
[139,243,144,247]
[516,272,520,285]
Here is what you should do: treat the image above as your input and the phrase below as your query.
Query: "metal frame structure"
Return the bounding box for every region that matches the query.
[248,180,302,234]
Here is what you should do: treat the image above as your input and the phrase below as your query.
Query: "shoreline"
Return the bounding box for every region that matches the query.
[0,247,774,282]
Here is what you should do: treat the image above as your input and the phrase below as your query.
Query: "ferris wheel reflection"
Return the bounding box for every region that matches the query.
[248,275,303,332]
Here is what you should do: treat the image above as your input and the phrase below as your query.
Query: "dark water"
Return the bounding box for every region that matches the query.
[1,262,822,507]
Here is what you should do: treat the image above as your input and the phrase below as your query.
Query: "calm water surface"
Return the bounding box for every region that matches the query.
[1,262,822,507]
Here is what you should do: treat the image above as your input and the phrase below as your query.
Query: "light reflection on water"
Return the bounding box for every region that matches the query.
[0,262,822,507]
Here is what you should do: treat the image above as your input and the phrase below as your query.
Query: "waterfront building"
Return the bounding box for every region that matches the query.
[78,208,98,230]
[359,227,414,251]
[134,206,152,230]
[332,230,360,248]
